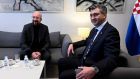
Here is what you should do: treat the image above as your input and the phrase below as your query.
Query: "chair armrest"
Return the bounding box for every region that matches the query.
[108,67,140,79]
[61,34,72,57]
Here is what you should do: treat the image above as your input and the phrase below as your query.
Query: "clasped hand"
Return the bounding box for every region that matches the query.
[32,51,41,59]
[76,67,96,79]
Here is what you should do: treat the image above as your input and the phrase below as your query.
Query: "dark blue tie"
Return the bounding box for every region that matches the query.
[81,29,98,65]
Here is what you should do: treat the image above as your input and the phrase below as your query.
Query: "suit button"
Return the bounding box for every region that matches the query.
[84,57,86,59]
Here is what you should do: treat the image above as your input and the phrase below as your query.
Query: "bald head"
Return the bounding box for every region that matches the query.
[32,11,42,25]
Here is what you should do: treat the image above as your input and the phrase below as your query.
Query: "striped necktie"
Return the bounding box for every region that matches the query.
[82,29,98,61]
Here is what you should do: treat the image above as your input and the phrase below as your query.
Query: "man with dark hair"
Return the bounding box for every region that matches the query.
[58,4,120,79]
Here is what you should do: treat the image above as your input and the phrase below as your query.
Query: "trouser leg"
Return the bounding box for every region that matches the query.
[58,57,81,79]
[41,51,51,78]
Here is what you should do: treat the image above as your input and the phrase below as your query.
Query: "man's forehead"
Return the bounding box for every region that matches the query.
[33,11,41,17]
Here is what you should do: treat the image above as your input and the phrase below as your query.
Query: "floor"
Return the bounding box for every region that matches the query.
[46,64,58,78]
[40,64,58,79]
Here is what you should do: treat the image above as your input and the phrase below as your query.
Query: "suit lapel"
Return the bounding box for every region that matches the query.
[92,22,110,45]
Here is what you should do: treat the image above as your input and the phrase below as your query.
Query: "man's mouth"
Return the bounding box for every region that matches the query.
[33,21,39,25]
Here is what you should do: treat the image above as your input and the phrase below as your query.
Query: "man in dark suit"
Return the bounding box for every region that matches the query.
[58,4,120,79]
[20,11,51,63]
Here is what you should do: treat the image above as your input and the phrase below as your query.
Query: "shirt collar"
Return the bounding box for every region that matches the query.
[95,20,107,31]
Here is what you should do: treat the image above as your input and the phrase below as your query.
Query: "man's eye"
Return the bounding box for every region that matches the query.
[94,13,99,16]
[90,13,99,17]
[33,16,39,19]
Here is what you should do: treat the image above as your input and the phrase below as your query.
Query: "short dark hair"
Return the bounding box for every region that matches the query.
[89,4,107,15]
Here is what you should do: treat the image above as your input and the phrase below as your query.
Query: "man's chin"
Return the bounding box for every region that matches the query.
[92,23,97,26]
[33,22,39,26]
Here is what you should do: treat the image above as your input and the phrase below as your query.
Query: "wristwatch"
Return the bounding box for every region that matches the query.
[93,66,99,73]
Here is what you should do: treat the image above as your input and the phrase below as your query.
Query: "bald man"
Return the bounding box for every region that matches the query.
[20,11,51,63]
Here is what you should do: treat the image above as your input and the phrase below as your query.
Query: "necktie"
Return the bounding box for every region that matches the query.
[82,29,98,63]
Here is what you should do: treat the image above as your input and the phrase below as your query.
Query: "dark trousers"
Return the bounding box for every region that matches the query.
[58,56,81,79]
[58,56,108,79]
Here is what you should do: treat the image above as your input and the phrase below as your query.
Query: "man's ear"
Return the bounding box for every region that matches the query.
[104,16,106,19]
[103,14,107,19]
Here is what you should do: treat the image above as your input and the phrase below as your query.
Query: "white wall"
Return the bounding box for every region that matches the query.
[0,0,137,53]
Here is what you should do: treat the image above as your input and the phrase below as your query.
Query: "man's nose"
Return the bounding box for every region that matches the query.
[34,18,37,20]
[91,16,95,20]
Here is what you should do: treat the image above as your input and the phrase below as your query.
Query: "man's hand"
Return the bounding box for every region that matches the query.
[67,44,74,56]
[32,51,41,59]
[76,67,97,79]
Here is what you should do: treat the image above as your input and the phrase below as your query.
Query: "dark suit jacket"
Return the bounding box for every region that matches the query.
[73,22,120,77]
[20,23,50,59]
